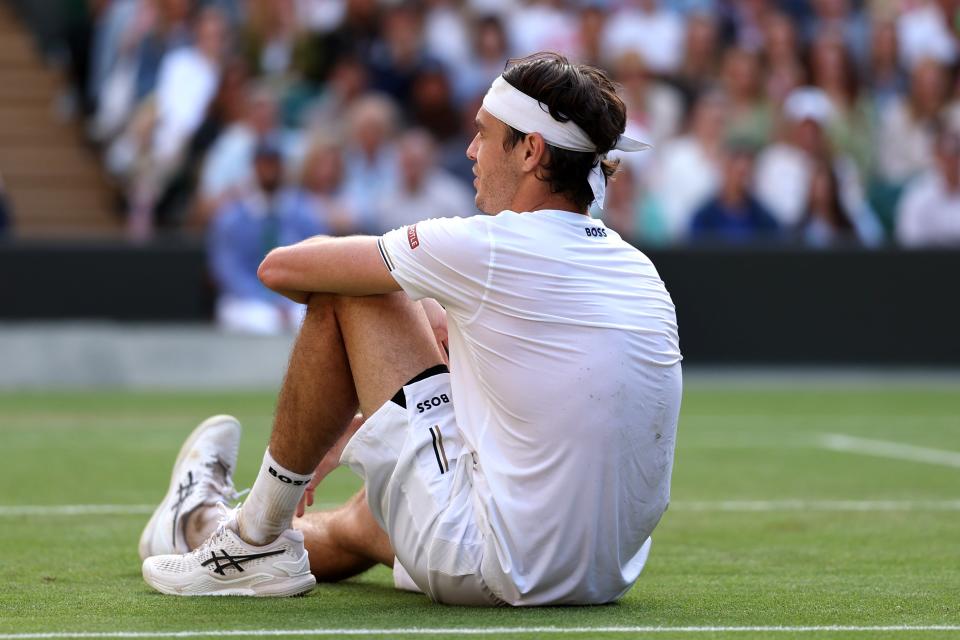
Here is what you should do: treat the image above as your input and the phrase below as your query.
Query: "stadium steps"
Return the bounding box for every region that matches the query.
[0,4,119,236]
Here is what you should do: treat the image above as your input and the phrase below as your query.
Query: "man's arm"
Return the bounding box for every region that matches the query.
[258,235,401,301]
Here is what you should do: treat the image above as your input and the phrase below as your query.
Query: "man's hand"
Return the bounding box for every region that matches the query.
[421,298,448,363]
[295,414,366,518]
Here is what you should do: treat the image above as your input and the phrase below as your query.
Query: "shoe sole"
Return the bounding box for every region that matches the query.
[143,566,316,597]
[138,415,241,561]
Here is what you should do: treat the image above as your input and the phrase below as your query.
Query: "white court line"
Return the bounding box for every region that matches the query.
[671,500,960,512]
[0,505,154,516]
[3,500,960,518]
[0,503,340,517]
[2,627,960,638]
[819,434,960,469]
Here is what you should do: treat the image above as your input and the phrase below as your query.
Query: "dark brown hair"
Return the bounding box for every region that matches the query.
[500,52,627,211]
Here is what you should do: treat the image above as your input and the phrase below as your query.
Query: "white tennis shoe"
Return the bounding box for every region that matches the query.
[138,415,244,561]
[142,505,316,597]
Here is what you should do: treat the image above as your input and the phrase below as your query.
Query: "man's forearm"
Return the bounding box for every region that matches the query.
[257,235,401,298]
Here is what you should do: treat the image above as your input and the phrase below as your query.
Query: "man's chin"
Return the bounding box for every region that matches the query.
[474,195,498,216]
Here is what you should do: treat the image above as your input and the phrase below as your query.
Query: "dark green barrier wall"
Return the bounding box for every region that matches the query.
[1,241,958,364]
[647,248,960,365]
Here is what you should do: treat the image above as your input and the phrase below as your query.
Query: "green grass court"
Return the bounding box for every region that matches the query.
[2,383,959,639]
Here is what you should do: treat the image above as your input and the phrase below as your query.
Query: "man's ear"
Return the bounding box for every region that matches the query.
[519,132,548,174]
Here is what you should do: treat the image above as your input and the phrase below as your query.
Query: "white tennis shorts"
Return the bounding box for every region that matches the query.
[339,371,504,606]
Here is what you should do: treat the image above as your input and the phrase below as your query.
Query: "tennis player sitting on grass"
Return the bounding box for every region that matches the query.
[137,52,683,606]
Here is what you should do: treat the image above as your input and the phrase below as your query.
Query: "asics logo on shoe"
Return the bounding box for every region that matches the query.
[170,471,199,546]
[201,549,287,575]
[209,457,231,479]
[267,466,309,485]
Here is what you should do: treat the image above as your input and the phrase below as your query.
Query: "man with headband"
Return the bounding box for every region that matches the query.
[139,53,682,606]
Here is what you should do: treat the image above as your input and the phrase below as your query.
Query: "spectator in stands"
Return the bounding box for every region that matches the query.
[808,35,872,175]
[409,63,461,146]
[342,93,400,232]
[603,0,685,75]
[759,11,806,111]
[646,89,727,242]
[720,47,773,148]
[422,0,472,75]
[508,0,577,59]
[802,0,869,65]
[796,162,860,248]
[282,134,357,237]
[148,6,228,169]
[368,4,433,108]
[864,17,907,114]
[132,0,194,113]
[239,0,306,81]
[872,57,948,230]
[725,0,771,52]
[754,87,835,227]
[896,0,958,70]
[762,11,801,72]
[371,129,474,233]
[314,0,381,72]
[119,6,229,239]
[671,11,720,107]
[573,5,605,69]
[896,125,960,247]
[300,55,369,129]
[451,14,510,106]
[594,162,668,247]
[755,87,883,242]
[612,51,683,149]
[88,0,139,123]
[207,139,322,335]
[46,0,960,251]
[690,143,780,244]
[196,85,281,227]
[293,0,347,33]
[90,0,159,143]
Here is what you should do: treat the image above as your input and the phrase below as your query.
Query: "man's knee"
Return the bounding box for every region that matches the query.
[331,291,412,315]
[305,292,413,319]
[305,293,337,314]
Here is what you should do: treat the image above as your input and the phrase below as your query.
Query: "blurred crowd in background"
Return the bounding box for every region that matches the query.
[15,0,960,330]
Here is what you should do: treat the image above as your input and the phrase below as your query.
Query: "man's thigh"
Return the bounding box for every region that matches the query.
[331,293,445,418]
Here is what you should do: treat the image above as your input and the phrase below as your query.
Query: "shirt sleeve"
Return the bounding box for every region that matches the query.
[378,216,492,316]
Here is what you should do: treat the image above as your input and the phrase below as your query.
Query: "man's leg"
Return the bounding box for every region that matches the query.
[237,292,445,546]
[293,489,394,581]
[142,291,446,596]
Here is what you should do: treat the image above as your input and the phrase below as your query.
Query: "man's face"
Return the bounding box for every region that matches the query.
[466,108,522,214]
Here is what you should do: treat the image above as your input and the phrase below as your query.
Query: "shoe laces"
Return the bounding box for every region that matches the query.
[188,502,239,560]
[197,456,249,507]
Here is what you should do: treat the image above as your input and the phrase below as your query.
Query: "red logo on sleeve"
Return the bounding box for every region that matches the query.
[407,224,420,249]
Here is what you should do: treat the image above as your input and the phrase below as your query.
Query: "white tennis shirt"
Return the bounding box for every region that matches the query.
[378,209,682,605]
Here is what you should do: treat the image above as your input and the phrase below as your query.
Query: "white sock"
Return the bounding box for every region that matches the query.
[237,449,312,545]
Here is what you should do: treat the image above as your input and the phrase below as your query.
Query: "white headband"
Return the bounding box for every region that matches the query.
[481,75,650,209]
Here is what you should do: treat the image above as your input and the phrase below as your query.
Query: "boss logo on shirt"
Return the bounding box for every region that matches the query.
[268,466,310,486]
[585,227,608,238]
[408,224,420,249]
[417,394,450,413]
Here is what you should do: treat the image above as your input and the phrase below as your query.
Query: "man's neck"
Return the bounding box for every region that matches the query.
[509,189,585,215]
